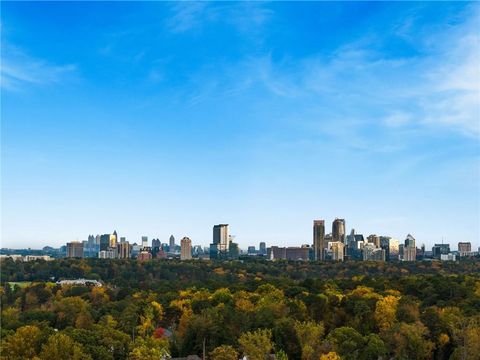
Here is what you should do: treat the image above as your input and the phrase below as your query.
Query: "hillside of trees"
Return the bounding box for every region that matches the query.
[1,258,479,359]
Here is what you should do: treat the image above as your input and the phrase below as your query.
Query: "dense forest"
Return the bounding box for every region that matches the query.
[1,258,479,360]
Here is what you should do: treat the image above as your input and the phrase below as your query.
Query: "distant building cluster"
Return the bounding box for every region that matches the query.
[1,219,478,262]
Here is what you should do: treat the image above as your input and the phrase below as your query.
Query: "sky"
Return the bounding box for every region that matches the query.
[1,1,479,250]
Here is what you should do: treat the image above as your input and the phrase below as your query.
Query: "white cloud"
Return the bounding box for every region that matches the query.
[166,2,208,33]
[383,112,412,127]
[166,2,272,34]
[255,9,479,138]
[1,45,76,91]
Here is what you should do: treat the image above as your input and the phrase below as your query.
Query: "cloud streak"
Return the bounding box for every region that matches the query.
[174,4,479,139]
[1,45,76,91]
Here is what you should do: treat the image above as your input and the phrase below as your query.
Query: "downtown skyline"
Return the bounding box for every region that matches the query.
[3,218,478,252]
[2,2,479,249]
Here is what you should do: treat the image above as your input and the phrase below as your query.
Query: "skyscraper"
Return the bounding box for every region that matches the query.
[180,237,192,260]
[116,241,131,259]
[213,224,229,252]
[432,244,450,259]
[458,242,471,256]
[403,234,416,261]
[367,234,380,248]
[169,235,175,251]
[332,218,345,243]
[329,241,345,261]
[380,236,399,261]
[100,234,110,251]
[66,241,84,258]
[229,241,240,259]
[313,220,325,261]
[141,236,148,248]
[405,234,416,248]
[111,230,118,247]
[259,242,267,255]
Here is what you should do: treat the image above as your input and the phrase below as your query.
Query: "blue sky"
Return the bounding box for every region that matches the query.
[1,2,479,250]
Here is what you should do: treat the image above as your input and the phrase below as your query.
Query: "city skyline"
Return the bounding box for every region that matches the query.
[3,217,478,251]
[2,2,479,249]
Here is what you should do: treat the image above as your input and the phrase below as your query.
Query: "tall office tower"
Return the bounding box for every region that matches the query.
[180,237,192,260]
[120,237,126,243]
[259,242,267,255]
[332,219,346,243]
[329,241,345,261]
[458,242,472,256]
[116,241,131,259]
[213,224,229,252]
[313,220,325,261]
[151,238,161,258]
[109,231,118,248]
[432,244,450,259]
[229,242,240,259]
[380,236,399,260]
[209,243,219,260]
[100,234,111,251]
[405,234,416,248]
[169,235,175,251]
[85,235,97,258]
[362,244,386,261]
[95,234,101,245]
[367,234,380,248]
[141,236,148,248]
[403,234,416,261]
[66,241,84,258]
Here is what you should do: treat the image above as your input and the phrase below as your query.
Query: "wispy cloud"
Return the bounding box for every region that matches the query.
[166,2,208,33]
[1,45,77,91]
[233,6,480,138]
[160,2,478,143]
[166,2,272,34]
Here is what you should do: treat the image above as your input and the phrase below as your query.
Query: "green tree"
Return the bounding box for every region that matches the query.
[396,296,420,323]
[128,337,169,360]
[389,322,435,360]
[238,328,273,360]
[39,333,91,360]
[294,320,325,360]
[210,345,238,360]
[53,296,89,329]
[326,327,364,360]
[275,349,289,360]
[448,318,480,360]
[1,325,43,359]
[359,334,387,360]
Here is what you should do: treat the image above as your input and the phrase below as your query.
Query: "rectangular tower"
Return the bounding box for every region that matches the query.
[180,237,192,260]
[213,224,229,252]
[313,220,325,261]
[332,218,346,243]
